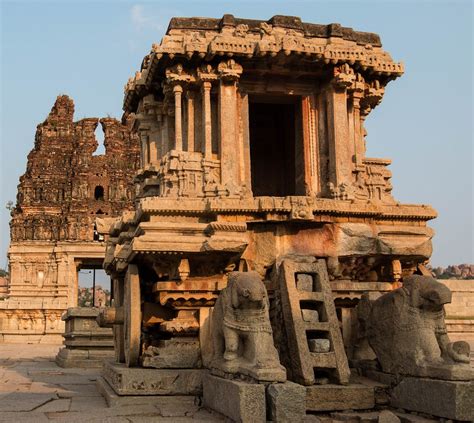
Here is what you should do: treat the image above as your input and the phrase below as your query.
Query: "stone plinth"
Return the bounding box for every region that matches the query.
[203,373,265,423]
[102,360,204,396]
[306,383,375,412]
[390,377,474,421]
[55,307,114,368]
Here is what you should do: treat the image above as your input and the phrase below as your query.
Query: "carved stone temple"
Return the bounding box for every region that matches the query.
[3,13,472,422]
[94,15,472,422]
[0,96,140,342]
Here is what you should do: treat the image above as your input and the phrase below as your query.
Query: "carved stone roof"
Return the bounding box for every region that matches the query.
[124,14,403,112]
[166,15,382,46]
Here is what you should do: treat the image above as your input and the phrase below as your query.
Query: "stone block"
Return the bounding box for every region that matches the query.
[390,376,474,421]
[306,383,375,411]
[203,373,265,422]
[102,360,204,395]
[308,338,330,353]
[301,309,319,322]
[55,347,114,368]
[296,274,314,292]
[267,382,306,423]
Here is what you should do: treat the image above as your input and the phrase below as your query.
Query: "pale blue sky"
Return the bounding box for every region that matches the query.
[0,0,473,269]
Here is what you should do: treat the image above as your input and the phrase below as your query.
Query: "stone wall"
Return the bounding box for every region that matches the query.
[440,279,474,349]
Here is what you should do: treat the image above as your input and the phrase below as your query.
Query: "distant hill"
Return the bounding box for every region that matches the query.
[430,264,474,280]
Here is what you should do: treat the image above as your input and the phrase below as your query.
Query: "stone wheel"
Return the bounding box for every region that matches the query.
[124,264,141,367]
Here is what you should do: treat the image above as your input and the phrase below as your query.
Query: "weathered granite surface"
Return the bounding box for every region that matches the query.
[203,373,266,422]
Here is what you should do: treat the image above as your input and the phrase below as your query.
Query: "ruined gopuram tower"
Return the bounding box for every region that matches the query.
[0,95,140,342]
[103,15,436,372]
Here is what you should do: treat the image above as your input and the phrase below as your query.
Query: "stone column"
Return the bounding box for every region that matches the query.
[217,59,243,195]
[326,64,356,187]
[350,75,365,167]
[201,82,213,158]
[139,130,150,166]
[161,107,169,155]
[173,85,183,151]
[186,91,195,152]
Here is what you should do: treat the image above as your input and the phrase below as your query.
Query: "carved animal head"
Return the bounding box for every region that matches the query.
[403,275,452,311]
[228,271,267,310]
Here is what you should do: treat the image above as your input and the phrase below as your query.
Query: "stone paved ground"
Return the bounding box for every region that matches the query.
[0,343,224,422]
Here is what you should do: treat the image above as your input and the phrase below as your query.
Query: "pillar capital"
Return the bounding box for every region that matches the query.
[217,59,243,82]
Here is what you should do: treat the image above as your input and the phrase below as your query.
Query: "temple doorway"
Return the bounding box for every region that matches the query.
[249,96,302,197]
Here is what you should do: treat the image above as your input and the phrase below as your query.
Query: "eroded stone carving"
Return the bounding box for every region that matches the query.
[210,271,286,382]
[366,275,473,380]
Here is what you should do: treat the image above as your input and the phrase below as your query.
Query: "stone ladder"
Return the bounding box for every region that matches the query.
[278,258,350,385]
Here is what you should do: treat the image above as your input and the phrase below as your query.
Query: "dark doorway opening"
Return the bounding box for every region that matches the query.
[94,185,104,201]
[249,97,300,197]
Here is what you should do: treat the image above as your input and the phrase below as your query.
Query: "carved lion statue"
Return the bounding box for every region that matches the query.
[366,275,473,380]
[210,271,286,382]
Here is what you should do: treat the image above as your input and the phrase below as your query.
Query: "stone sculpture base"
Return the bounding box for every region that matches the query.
[97,376,200,409]
[390,377,474,421]
[211,359,286,383]
[102,361,204,396]
[55,307,114,368]
[306,383,375,412]
[203,373,266,422]
[56,347,114,368]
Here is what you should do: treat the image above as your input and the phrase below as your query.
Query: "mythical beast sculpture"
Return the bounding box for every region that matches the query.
[210,271,286,382]
[366,275,473,380]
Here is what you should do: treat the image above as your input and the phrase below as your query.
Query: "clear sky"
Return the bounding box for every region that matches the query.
[0,0,472,269]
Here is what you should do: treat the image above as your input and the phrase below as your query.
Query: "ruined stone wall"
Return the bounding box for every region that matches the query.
[0,95,140,343]
[10,95,140,242]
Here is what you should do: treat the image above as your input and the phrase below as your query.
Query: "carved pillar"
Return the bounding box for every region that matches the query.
[349,74,366,167]
[161,105,169,155]
[186,91,195,152]
[173,85,183,151]
[302,95,319,196]
[197,64,218,159]
[217,59,243,194]
[238,90,252,193]
[326,64,355,188]
[201,82,213,158]
[139,130,150,166]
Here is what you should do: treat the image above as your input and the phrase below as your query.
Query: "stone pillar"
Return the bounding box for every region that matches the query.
[140,131,150,166]
[326,84,352,187]
[217,59,243,195]
[161,108,169,155]
[173,85,183,151]
[201,82,212,158]
[238,91,252,193]
[186,91,195,152]
[350,75,365,167]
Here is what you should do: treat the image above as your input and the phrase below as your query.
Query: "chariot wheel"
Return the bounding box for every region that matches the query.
[124,264,141,367]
